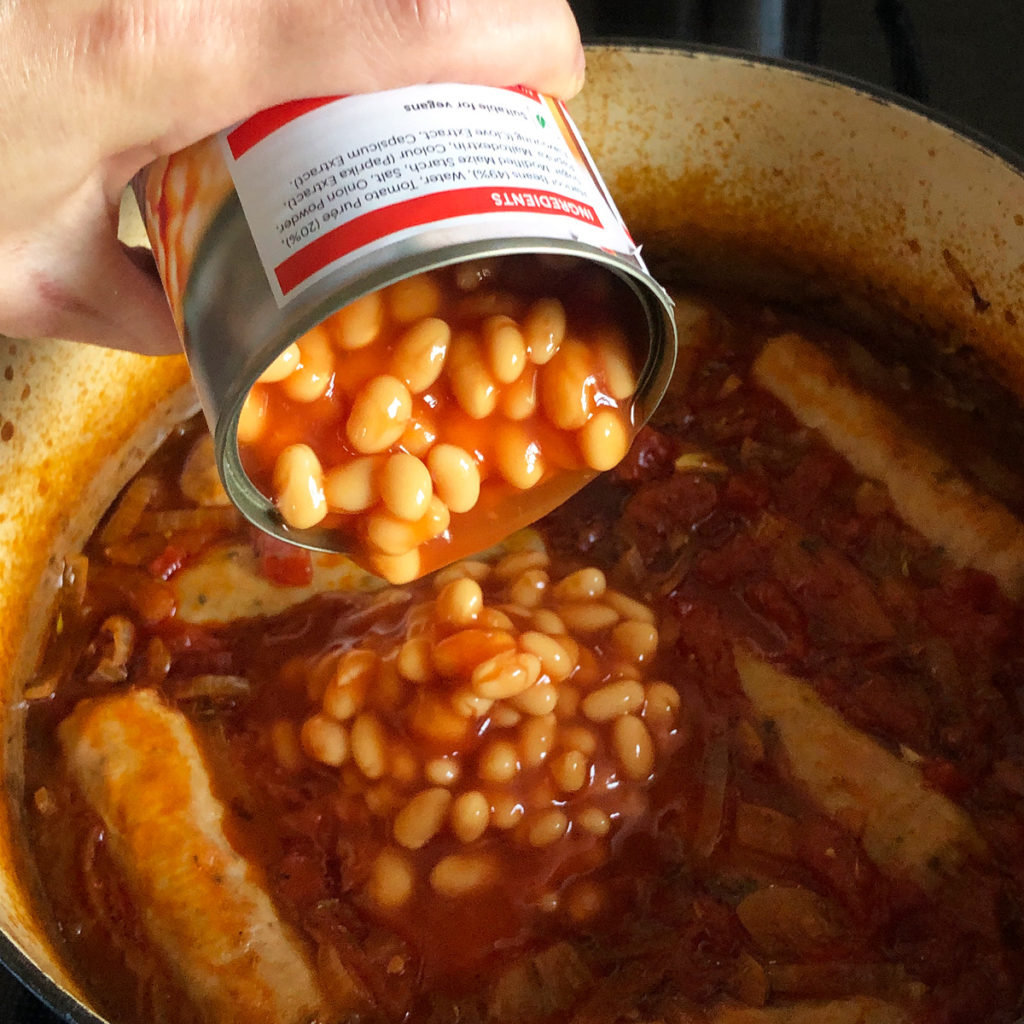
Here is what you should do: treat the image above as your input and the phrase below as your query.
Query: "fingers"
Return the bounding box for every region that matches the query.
[91,0,585,164]
[0,188,182,356]
[0,0,585,350]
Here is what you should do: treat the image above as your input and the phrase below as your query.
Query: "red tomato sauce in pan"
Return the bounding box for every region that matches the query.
[19,287,1024,1024]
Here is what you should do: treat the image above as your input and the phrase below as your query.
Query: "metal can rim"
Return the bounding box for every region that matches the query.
[214,239,677,555]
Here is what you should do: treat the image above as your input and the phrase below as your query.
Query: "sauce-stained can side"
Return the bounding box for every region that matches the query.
[134,82,677,559]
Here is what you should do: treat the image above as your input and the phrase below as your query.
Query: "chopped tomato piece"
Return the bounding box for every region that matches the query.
[254,532,314,586]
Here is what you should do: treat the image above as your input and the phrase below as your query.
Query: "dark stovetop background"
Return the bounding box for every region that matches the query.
[5,1,1022,1021]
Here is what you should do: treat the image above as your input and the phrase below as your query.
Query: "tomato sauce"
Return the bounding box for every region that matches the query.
[20,288,1024,1024]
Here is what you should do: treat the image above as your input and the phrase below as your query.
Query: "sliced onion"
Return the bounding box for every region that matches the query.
[692,730,729,858]
[173,675,251,702]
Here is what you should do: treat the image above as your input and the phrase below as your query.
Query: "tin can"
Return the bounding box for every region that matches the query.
[135,82,676,568]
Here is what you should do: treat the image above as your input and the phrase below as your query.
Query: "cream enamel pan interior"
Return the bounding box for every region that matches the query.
[2,44,1024,1021]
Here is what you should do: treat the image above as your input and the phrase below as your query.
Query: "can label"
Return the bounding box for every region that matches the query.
[218,84,640,306]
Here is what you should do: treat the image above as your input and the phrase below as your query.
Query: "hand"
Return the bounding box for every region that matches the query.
[0,0,584,355]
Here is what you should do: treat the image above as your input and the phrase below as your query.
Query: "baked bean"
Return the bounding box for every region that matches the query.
[346,375,412,455]
[510,681,559,717]
[450,688,494,719]
[559,724,597,756]
[581,680,646,722]
[508,569,549,609]
[537,892,560,914]
[477,608,515,631]
[350,712,388,780]
[379,452,433,522]
[540,340,594,430]
[426,444,481,514]
[449,332,498,419]
[365,511,420,557]
[272,444,327,529]
[435,577,483,627]
[304,661,335,706]
[471,650,542,700]
[578,409,631,472]
[454,289,524,321]
[643,681,681,729]
[495,425,545,490]
[612,714,655,781]
[495,548,550,580]
[409,694,471,744]
[483,316,528,384]
[512,679,561,720]
[610,620,660,664]
[369,848,414,908]
[257,342,300,383]
[282,329,334,403]
[565,879,604,922]
[393,788,452,850]
[300,714,349,767]
[576,806,611,837]
[490,793,525,829]
[270,719,303,772]
[429,853,496,897]
[451,791,490,843]
[399,411,438,458]
[530,608,566,635]
[558,601,620,634]
[523,297,566,365]
[421,496,451,540]
[518,631,573,681]
[553,567,606,602]
[555,685,581,720]
[594,324,638,400]
[555,636,581,669]
[432,558,491,588]
[478,739,520,783]
[519,713,557,767]
[386,273,442,323]
[396,637,432,684]
[334,292,383,350]
[364,781,400,818]
[490,704,522,729]
[603,590,658,625]
[550,750,588,793]
[454,258,498,291]
[370,549,421,585]
[425,756,461,787]
[389,745,420,785]
[496,603,534,627]
[500,368,538,420]
[323,455,381,513]
[527,809,569,847]
[391,317,450,393]
[432,628,516,677]
[236,386,268,443]
[610,662,642,681]
[572,647,602,688]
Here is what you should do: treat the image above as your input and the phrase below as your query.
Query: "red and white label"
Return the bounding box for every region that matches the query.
[219,84,639,305]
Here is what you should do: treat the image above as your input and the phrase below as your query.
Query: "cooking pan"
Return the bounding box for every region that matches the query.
[1,43,1022,1022]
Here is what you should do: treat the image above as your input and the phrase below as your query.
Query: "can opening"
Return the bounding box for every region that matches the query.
[220,253,675,582]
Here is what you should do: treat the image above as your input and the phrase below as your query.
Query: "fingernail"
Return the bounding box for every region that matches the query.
[568,45,587,96]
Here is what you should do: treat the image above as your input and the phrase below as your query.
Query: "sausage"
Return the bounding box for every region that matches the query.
[59,688,328,1024]
[733,646,985,889]
[753,332,1024,598]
